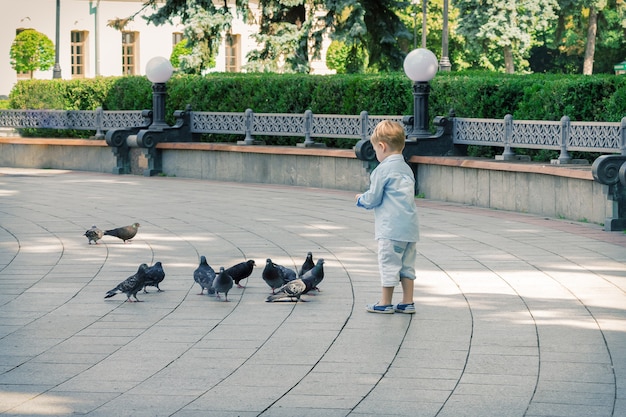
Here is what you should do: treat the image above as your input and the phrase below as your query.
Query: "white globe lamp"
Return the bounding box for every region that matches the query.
[403,48,439,139]
[145,56,173,129]
[146,56,173,83]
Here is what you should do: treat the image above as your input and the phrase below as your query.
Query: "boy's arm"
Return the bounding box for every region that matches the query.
[356,174,385,209]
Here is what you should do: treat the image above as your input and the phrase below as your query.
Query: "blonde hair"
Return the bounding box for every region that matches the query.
[371,120,406,152]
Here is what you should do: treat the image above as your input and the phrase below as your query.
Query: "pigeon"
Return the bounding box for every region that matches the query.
[262,258,296,294]
[194,255,216,295]
[225,259,256,288]
[298,252,315,277]
[275,262,297,283]
[301,258,325,294]
[143,261,165,293]
[266,259,325,302]
[104,222,140,243]
[212,267,233,301]
[84,225,103,245]
[104,263,149,302]
[265,279,310,302]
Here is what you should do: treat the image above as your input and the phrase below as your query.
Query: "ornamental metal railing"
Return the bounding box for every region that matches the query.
[0,108,149,139]
[454,115,626,161]
[0,107,624,157]
[189,109,403,145]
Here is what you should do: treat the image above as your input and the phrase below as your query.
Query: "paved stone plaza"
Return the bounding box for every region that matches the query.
[0,168,625,417]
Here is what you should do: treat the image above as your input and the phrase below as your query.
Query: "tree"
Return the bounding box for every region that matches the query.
[127,0,411,73]
[244,1,309,73]
[176,1,228,74]
[551,0,626,74]
[326,40,368,73]
[9,29,55,79]
[321,0,411,72]
[583,4,598,75]
[455,0,559,73]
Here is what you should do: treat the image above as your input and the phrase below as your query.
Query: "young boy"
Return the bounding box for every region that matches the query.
[355,120,420,314]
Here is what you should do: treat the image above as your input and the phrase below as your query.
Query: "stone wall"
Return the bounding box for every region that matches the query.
[412,156,610,225]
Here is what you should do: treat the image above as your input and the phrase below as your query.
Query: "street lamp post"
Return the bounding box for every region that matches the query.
[421,0,427,48]
[439,0,452,71]
[412,12,417,50]
[105,56,194,176]
[53,0,62,78]
[145,56,174,131]
[403,48,439,140]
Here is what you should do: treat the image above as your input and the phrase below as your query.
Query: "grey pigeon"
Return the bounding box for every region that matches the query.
[194,255,216,295]
[225,259,256,288]
[276,262,297,283]
[104,222,140,243]
[301,258,325,294]
[143,261,165,293]
[298,252,315,277]
[212,267,233,301]
[266,279,310,302]
[84,225,103,245]
[262,258,293,294]
[266,259,325,302]
[104,263,148,302]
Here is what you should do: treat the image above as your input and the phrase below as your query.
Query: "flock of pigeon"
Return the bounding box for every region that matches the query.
[84,223,325,304]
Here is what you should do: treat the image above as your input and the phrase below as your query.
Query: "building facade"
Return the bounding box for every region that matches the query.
[1,0,333,97]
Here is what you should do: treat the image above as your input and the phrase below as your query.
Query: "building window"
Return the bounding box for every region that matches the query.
[122,31,139,75]
[172,32,183,46]
[225,34,240,72]
[71,30,88,78]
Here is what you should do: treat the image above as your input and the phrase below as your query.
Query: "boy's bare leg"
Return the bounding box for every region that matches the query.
[400,277,414,304]
[380,286,394,305]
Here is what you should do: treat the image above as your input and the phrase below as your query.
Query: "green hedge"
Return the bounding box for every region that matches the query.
[8,72,626,144]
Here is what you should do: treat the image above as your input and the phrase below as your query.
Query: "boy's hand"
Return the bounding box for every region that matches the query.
[355,194,362,201]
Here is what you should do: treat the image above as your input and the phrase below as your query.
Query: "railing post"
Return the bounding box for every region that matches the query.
[302,110,315,146]
[557,115,572,164]
[94,107,104,139]
[621,117,626,156]
[360,111,369,142]
[499,114,515,161]
[241,108,255,145]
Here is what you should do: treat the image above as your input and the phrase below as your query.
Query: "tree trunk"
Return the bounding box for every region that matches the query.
[583,6,598,75]
[504,45,514,74]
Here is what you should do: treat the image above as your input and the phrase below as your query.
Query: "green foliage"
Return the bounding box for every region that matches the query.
[455,0,559,73]
[9,80,67,109]
[9,29,55,78]
[7,71,626,152]
[170,40,192,69]
[326,40,369,74]
[142,0,410,74]
[549,0,626,74]
[102,76,152,110]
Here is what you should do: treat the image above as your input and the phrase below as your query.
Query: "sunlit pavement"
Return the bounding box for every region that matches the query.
[0,168,625,417]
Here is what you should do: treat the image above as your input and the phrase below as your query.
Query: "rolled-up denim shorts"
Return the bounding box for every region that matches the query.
[377,239,417,287]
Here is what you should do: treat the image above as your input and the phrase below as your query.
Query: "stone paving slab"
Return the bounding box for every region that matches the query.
[0,168,625,417]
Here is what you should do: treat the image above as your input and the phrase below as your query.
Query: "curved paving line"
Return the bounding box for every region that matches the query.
[0,213,118,412]
[79,211,311,414]
[425,261,475,417]
[414,228,538,416]
[502,230,620,416]
[162,212,359,415]
[0,221,20,300]
[0,176,322,415]
[425,220,618,417]
[256,246,361,416]
[536,267,618,417]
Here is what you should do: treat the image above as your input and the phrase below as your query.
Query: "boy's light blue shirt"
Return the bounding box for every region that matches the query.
[356,153,420,242]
